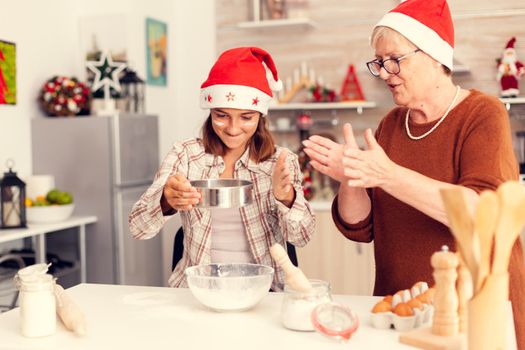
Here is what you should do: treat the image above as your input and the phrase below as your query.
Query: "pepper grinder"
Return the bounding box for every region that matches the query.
[431,245,459,336]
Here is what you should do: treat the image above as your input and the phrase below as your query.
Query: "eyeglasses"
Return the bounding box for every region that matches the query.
[366,49,421,77]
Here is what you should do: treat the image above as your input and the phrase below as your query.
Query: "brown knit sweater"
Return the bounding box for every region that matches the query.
[332,89,525,348]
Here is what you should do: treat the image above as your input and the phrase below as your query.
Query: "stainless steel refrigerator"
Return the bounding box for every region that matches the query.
[31,114,163,286]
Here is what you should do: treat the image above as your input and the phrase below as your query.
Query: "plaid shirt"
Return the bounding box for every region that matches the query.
[129,138,315,291]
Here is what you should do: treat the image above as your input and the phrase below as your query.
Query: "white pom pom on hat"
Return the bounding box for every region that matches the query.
[200,47,282,115]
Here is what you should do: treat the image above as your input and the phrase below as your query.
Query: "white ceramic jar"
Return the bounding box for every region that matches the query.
[281,279,332,331]
[15,264,56,337]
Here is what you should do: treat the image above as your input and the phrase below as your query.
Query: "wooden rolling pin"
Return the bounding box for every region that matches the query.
[270,243,312,292]
[54,284,86,336]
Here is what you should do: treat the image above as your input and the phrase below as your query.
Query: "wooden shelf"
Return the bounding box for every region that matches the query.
[269,101,376,114]
[500,97,525,110]
[237,18,316,30]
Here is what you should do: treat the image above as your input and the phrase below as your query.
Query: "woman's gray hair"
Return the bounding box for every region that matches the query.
[370,26,452,76]
[371,26,412,49]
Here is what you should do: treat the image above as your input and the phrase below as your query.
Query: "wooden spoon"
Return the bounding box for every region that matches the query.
[474,190,499,292]
[440,187,478,284]
[492,181,525,275]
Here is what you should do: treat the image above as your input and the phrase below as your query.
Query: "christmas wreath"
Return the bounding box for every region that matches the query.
[38,76,91,116]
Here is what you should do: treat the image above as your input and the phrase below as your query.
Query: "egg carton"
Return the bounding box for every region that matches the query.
[370,304,433,332]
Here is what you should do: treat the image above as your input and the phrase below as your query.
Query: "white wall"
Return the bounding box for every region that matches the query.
[0,1,80,176]
[0,0,215,176]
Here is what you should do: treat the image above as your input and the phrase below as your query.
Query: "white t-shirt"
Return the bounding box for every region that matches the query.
[210,208,254,263]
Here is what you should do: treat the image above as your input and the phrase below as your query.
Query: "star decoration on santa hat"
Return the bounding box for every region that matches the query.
[252,97,259,106]
[226,92,235,101]
[86,51,126,94]
[207,94,213,102]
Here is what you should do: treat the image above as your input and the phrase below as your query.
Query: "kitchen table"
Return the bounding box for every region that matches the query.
[0,283,517,350]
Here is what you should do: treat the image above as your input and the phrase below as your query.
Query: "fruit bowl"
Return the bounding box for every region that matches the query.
[185,263,274,312]
[26,204,75,224]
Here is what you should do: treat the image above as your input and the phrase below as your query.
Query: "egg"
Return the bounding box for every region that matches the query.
[392,294,403,308]
[372,300,392,313]
[383,295,393,303]
[407,298,424,311]
[393,302,414,317]
[416,288,435,305]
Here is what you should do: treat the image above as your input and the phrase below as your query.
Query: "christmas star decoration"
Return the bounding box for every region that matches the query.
[86,51,126,95]
[207,94,213,102]
[252,97,259,105]
[226,92,235,101]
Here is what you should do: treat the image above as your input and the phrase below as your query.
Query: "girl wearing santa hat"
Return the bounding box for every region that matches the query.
[304,0,524,346]
[129,47,315,292]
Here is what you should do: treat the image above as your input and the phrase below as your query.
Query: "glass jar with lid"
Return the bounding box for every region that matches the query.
[14,264,56,337]
[281,279,332,331]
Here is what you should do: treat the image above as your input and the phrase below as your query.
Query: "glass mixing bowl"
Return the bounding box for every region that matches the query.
[185,263,274,312]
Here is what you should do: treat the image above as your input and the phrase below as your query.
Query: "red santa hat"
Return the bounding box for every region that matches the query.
[200,47,282,115]
[506,37,516,50]
[373,0,454,70]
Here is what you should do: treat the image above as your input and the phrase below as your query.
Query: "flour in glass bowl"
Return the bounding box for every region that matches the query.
[191,285,268,311]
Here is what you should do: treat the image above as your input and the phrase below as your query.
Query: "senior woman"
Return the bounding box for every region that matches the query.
[303,0,524,346]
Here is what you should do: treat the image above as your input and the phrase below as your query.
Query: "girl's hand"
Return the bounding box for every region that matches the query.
[272,149,295,207]
[161,174,201,212]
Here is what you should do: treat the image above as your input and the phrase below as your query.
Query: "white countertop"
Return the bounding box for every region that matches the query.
[0,284,404,349]
[0,283,516,350]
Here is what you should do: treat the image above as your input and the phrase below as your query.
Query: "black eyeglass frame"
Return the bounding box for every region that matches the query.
[366,49,421,77]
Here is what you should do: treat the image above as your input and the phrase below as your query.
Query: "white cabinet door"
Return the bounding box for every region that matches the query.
[296,211,375,295]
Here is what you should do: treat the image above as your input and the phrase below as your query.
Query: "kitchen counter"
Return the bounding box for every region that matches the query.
[0,283,516,349]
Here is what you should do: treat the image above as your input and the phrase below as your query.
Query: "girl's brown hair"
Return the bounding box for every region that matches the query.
[201,114,276,163]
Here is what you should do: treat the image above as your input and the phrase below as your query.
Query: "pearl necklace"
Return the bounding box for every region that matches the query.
[405,85,461,140]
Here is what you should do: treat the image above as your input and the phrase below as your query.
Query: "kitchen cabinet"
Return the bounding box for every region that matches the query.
[296,208,375,295]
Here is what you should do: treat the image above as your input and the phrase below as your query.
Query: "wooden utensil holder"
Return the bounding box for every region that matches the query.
[468,273,509,350]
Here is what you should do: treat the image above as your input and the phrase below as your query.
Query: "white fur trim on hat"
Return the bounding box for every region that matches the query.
[264,62,283,92]
[200,84,273,115]
[375,12,454,70]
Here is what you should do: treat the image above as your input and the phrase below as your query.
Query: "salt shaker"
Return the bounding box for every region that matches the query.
[15,264,56,338]
[281,279,332,331]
